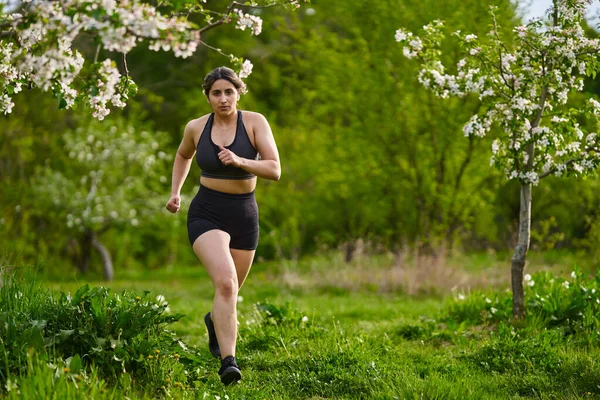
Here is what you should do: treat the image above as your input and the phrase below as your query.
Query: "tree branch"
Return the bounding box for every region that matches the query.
[199,39,232,59]
[122,52,129,78]
[0,30,14,39]
[576,50,600,57]
[539,145,598,179]
[230,1,282,10]
[198,0,281,35]
[491,8,515,93]
[198,19,227,34]
[94,43,101,63]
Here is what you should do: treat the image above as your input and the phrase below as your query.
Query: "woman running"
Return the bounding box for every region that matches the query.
[166,66,281,385]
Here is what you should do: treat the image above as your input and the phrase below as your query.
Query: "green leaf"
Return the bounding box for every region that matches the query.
[91,296,105,324]
[73,285,90,305]
[68,354,82,373]
[58,329,75,342]
[161,313,186,323]
[58,96,68,110]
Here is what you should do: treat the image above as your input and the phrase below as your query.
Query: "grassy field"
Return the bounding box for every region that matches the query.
[2,250,600,399]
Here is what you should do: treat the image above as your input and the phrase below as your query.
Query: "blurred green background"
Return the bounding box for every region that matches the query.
[2,0,599,279]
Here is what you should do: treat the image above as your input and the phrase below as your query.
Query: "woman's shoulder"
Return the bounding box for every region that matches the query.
[187,113,212,129]
[184,113,212,136]
[240,110,265,121]
[240,110,268,124]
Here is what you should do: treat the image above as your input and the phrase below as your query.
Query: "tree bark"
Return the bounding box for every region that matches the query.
[79,231,92,274]
[344,241,356,264]
[511,183,532,319]
[90,231,114,281]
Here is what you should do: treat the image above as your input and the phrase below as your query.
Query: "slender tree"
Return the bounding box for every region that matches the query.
[395,0,600,318]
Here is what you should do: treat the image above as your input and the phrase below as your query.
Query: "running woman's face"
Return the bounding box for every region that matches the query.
[207,79,239,115]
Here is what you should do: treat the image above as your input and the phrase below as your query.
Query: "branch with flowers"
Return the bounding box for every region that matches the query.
[395,0,600,319]
[0,0,309,118]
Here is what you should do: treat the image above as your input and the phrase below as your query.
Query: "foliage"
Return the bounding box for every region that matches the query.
[395,2,600,185]
[2,0,600,273]
[248,0,518,256]
[430,269,600,346]
[13,260,600,399]
[0,0,308,117]
[395,0,600,318]
[0,267,199,395]
[466,324,563,374]
[34,117,172,234]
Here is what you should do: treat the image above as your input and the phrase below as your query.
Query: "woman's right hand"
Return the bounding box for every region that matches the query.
[166,195,181,213]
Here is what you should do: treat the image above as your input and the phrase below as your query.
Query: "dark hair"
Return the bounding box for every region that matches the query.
[202,67,247,96]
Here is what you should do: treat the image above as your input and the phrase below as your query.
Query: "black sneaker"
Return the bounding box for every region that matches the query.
[204,312,221,359]
[219,355,242,385]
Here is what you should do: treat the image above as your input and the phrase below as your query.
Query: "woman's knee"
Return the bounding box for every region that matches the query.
[214,276,239,298]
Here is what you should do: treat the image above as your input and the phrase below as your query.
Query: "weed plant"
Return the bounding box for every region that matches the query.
[0,268,197,397]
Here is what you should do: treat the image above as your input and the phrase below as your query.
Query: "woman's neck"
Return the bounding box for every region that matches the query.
[213,110,238,127]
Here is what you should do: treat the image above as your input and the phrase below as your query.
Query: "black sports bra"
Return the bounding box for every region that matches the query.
[196,111,258,180]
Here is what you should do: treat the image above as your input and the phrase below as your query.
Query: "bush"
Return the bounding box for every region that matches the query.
[0,267,198,395]
[443,269,600,342]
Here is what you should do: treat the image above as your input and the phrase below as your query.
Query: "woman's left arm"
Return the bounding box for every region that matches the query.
[217,113,281,181]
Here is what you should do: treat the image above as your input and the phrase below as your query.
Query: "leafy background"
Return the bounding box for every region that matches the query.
[1,0,599,276]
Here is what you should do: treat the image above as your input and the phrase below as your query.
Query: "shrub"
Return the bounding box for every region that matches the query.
[0,268,198,395]
[443,269,600,343]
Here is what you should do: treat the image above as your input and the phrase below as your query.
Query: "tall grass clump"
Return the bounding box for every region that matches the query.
[0,267,198,397]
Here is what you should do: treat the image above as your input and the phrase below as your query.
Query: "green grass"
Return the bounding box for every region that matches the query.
[3,252,600,399]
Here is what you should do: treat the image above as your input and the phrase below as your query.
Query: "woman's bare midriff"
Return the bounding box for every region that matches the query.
[200,176,257,194]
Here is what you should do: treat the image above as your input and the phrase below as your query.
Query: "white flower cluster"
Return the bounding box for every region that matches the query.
[463,114,492,138]
[43,121,172,232]
[395,28,425,59]
[234,9,263,36]
[239,59,254,79]
[556,0,593,21]
[590,98,600,116]
[396,0,600,185]
[1,0,201,117]
[90,59,127,120]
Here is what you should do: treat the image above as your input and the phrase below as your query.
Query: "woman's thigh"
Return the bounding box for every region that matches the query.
[230,249,256,289]
[192,230,238,285]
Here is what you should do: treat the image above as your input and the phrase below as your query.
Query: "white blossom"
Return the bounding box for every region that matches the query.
[395,29,408,42]
[0,0,290,117]
[395,2,600,184]
[239,59,253,79]
[234,9,263,36]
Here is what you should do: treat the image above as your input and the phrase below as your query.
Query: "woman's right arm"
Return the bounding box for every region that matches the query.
[166,121,197,213]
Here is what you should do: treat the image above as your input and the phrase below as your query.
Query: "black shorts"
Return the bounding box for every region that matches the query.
[187,185,259,250]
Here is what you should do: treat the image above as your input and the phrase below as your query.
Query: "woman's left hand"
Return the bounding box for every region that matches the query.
[217,145,243,168]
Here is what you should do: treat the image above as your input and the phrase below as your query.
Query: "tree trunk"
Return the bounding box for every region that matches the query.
[511,183,532,319]
[91,231,114,281]
[344,241,356,263]
[79,230,92,274]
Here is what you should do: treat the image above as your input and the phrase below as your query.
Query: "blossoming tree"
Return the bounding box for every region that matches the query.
[0,0,307,118]
[395,0,600,318]
[36,118,172,280]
